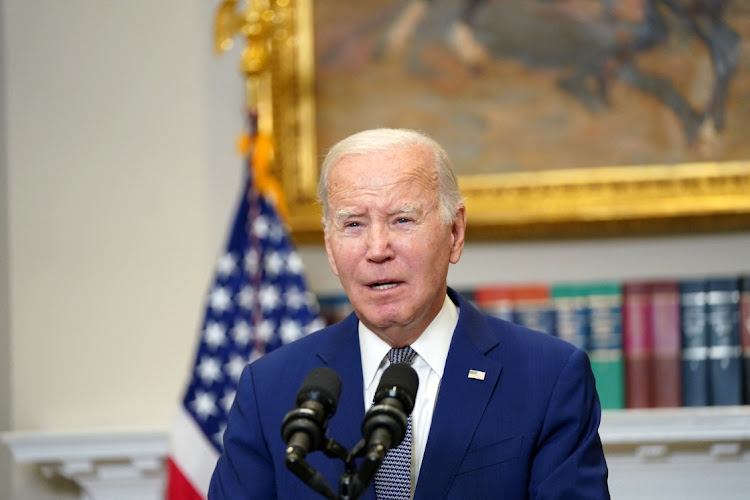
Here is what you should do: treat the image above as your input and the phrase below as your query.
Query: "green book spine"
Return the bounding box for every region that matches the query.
[586,282,624,410]
[551,283,589,351]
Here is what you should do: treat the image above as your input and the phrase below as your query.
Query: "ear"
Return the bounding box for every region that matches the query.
[449,205,466,264]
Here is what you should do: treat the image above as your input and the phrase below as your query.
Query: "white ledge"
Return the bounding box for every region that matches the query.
[600,406,750,445]
[2,427,170,500]
[2,427,169,463]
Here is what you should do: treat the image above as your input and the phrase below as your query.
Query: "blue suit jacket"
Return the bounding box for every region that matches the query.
[209,289,609,499]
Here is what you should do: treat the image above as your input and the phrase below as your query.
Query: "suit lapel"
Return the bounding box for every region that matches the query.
[415,295,503,499]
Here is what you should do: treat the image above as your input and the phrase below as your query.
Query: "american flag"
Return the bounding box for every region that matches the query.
[166,159,324,498]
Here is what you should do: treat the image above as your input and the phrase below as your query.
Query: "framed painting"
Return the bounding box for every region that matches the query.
[270,0,750,242]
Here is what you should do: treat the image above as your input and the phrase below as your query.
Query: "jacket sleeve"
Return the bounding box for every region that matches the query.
[208,364,278,499]
[529,348,610,500]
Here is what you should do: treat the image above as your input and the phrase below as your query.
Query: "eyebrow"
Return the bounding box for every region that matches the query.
[334,209,361,221]
[333,204,423,224]
[389,204,422,217]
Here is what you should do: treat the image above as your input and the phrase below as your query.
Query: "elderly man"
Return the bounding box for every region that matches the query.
[209,128,610,499]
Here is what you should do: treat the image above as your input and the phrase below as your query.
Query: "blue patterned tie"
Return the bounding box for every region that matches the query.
[375,346,417,500]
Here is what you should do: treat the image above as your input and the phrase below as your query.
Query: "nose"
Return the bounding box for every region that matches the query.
[365,224,394,263]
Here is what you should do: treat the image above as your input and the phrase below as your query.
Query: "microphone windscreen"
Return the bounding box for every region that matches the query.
[296,366,342,411]
[377,363,419,409]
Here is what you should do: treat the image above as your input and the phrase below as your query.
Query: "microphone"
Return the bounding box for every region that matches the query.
[361,363,419,461]
[281,366,342,459]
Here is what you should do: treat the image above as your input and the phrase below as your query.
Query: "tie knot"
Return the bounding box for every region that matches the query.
[388,346,416,364]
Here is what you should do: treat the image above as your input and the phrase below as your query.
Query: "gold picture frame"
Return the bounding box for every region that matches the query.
[271,0,750,243]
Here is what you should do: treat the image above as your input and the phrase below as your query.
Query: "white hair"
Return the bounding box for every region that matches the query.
[317,128,464,229]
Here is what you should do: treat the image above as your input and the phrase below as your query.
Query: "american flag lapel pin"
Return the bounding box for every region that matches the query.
[468,369,486,381]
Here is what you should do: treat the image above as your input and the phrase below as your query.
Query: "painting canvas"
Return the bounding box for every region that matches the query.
[315,0,750,172]
[266,0,750,240]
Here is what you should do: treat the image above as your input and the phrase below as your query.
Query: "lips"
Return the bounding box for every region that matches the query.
[368,281,400,290]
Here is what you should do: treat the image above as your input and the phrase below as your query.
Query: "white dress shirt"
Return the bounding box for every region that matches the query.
[359,294,458,495]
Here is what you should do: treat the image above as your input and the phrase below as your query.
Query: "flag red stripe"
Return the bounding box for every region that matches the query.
[166,457,204,500]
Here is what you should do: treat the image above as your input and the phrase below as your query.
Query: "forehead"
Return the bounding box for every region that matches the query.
[327,145,437,196]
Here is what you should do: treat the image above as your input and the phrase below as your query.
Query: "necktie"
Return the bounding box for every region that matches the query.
[374,346,417,499]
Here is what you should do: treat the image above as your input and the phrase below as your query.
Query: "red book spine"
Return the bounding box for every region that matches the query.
[650,281,682,407]
[474,286,515,322]
[623,282,654,408]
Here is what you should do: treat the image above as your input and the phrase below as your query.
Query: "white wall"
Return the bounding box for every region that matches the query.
[1,1,749,499]
[1,2,13,499]
[1,1,245,497]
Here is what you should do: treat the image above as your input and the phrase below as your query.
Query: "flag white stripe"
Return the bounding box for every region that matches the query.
[171,406,220,496]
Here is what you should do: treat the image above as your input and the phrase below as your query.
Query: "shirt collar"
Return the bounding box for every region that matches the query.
[359,294,458,389]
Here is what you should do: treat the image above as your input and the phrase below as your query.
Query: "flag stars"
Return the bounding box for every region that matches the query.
[280,319,303,344]
[259,284,281,312]
[287,251,303,274]
[216,253,237,277]
[269,223,284,243]
[264,251,284,277]
[305,317,326,334]
[197,356,223,385]
[203,321,227,349]
[256,319,275,343]
[224,355,246,381]
[210,286,233,313]
[285,287,307,310]
[191,390,218,420]
[237,285,255,310]
[180,178,326,466]
[231,320,253,346]
[252,216,270,239]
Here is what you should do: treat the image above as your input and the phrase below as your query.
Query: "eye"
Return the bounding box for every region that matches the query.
[344,221,360,228]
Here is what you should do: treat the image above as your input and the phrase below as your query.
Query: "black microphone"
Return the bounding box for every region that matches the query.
[281,366,342,459]
[361,363,419,461]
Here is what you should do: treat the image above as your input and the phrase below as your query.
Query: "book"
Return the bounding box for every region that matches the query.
[679,279,710,406]
[475,284,554,334]
[741,276,750,405]
[706,277,743,406]
[650,281,682,407]
[551,283,589,351]
[622,281,654,408]
[510,284,554,335]
[586,282,624,410]
[474,285,515,322]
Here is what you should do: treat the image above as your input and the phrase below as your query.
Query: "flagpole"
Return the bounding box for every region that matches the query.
[166,4,322,498]
[214,0,293,218]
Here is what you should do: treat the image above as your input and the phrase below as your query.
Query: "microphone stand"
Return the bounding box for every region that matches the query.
[285,436,385,500]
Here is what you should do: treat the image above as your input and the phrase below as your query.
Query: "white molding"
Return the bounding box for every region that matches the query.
[2,428,169,500]
[600,406,750,444]
[2,427,169,462]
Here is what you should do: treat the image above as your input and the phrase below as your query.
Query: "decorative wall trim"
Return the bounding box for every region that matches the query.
[2,428,169,500]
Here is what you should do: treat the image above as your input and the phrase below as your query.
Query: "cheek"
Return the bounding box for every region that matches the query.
[329,241,358,275]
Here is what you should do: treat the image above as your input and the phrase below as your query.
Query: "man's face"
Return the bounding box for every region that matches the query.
[323,145,466,346]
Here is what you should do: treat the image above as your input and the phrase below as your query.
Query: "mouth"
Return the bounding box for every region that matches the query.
[367,281,401,291]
